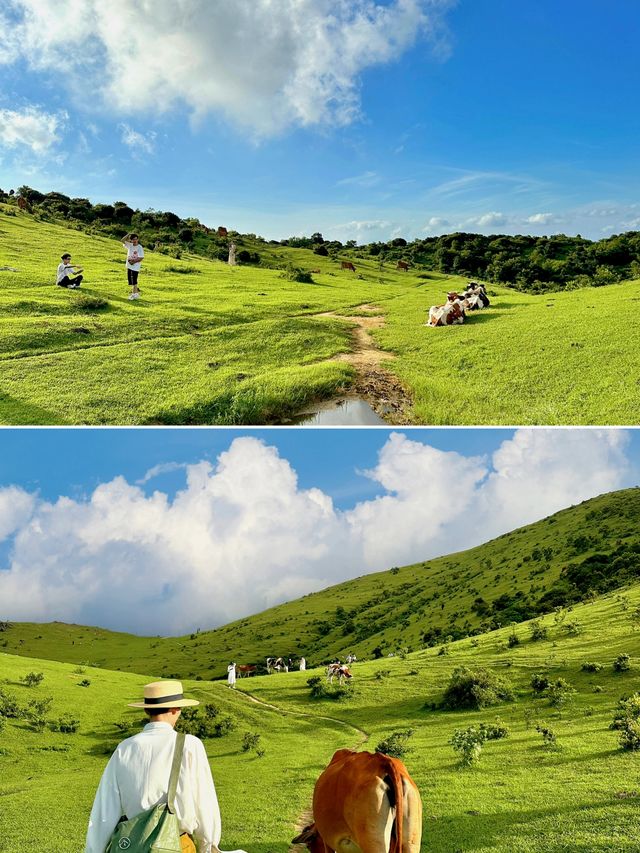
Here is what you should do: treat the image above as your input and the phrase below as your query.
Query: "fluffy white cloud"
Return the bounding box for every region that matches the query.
[0,106,66,153]
[1,0,454,135]
[119,124,157,156]
[0,430,631,634]
[527,212,554,225]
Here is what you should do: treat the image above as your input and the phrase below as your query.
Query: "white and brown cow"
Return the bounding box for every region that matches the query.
[427,293,466,327]
[326,663,353,685]
[292,749,422,853]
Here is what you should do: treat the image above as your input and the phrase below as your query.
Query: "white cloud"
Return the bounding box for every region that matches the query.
[119,124,157,156]
[472,211,507,228]
[136,462,189,486]
[0,430,632,634]
[527,212,554,225]
[1,0,454,136]
[0,106,66,153]
[337,171,381,188]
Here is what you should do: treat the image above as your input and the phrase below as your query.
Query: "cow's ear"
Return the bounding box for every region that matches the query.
[292,824,317,844]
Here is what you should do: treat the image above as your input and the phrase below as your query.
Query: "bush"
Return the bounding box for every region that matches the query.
[530,621,549,641]
[279,264,313,284]
[531,673,551,693]
[78,679,91,687]
[507,631,520,648]
[376,729,415,759]
[581,662,603,673]
[443,667,515,710]
[450,727,485,767]
[374,670,391,680]
[613,654,631,673]
[0,688,21,718]
[547,678,577,709]
[437,645,450,656]
[164,265,200,275]
[177,708,236,738]
[241,732,262,753]
[50,714,80,734]
[479,719,510,740]
[22,672,44,688]
[611,694,640,750]
[306,676,353,702]
[535,723,558,749]
[74,294,109,310]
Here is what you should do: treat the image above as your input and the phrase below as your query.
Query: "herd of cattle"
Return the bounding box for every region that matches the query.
[427,282,491,327]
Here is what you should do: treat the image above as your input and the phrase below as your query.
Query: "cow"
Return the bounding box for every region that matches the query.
[341,261,356,272]
[427,298,465,327]
[236,664,257,678]
[345,654,357,664]
[462,283,490,309]
[217,226,228,237]
[396,261,409,272]
[326,663,352,685]
[267,656,288,672]
[292,749,422,853]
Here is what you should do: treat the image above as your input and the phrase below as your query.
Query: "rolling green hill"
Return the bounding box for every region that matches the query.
[4,579,640,851]
[4,488,640,680]
[1,205,639,425]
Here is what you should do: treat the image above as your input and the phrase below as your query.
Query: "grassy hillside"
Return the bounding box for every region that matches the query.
[4,583,640,851]
[1,205,639,425]
[4,488,640,679]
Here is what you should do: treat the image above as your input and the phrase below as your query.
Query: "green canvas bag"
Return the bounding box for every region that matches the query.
[106,732,186,853]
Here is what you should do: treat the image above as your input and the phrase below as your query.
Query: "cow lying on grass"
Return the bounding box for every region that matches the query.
[292,749,422,853]
[427,283,490,326]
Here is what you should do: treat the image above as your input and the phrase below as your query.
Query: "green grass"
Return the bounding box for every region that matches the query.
[5,488,640,679]
[4,585,640,851]
[1,206,639,424]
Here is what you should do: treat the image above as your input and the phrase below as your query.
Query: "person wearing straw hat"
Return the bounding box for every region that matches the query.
[85,680,222,853]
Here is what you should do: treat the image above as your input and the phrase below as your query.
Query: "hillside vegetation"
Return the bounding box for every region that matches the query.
[4,488,640,680]
[4,582,640,851]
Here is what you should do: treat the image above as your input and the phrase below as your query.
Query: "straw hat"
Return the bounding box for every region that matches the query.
[128,680,199,709]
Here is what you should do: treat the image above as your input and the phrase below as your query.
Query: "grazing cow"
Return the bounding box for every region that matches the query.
[326,663,352,685]
[217,226,228,237]
[292,749,422,853]
[341,261,356,272]
[396,261,409,272]
[236,664,257,678]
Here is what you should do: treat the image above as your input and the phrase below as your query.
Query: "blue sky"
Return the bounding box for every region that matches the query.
[1,0,638,243]
[0,428,637,631]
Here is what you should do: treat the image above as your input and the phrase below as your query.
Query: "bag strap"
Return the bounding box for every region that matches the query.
[167,732,186,815]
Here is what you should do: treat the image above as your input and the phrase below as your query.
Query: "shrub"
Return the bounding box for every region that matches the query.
[581,662,603,673]
[376,729,415,759]
[177,708,236,738]
[0,689,21,718]
[450,727,485,767]
[164,265,200,275]
[530,621,549,641]
[547,678,577,709]
[443,667,514,710]
[535,723,558,749]
[374,670,391,680]
[74,294,109,310]
[50,715,80,734]
[73,666,86,675]
[479,719,510,741]
[611,694,640,750]
[507,631,520,648]
[279,264,313,284]
[531,673,551,693]
[78,679,91,687]
[22,672,44,688]
[563,620,583,636]
[613,654,631,673]
[306,676,353,702]
[241,732,262,753]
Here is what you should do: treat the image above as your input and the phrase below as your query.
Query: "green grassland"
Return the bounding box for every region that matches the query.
[5,488,640,680]
[1,206,639,425]
[4,583,640,852]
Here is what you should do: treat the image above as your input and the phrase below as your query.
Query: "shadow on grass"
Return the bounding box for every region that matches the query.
[0,392,70,425]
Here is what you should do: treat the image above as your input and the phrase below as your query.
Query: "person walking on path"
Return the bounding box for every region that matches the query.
[122,232,144,299]
[56,252,84,288]
[227,662,237,688]
[85,680,228,853]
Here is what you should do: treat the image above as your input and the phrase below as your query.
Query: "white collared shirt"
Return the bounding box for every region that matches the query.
[85,722,221,853]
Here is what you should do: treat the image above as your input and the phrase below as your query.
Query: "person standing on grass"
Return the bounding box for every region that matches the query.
[227,662,236,688]
[122,232,144,300]
[299,657,306,671]
[56,252,84,288]
[85,680,225,853]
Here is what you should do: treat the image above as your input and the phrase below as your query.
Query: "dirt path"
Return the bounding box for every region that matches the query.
[313,304,411,423]
[235,687,369,850]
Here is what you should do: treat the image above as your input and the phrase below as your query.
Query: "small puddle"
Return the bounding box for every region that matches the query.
[288,397,388,426]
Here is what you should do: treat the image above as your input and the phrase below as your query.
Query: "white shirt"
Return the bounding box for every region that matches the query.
[57,261,76,283]
[85,723,221,853]
[123,241,144,271]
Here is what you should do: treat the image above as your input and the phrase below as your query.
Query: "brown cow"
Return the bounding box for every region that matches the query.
[236,664,257,677]
[341,261,356,272]
[217,226,228,237]
[396,261,409,271]
[292,749,422,853]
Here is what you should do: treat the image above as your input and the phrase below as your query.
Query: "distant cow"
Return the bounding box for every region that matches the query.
[17,197,28,211]
[267,656,288,673]
[326,663,352,685]
[292,749,422,853]
[396,261,409,272]
[217,226,228,237]
[236,664,257,678]
[341,261,356,272]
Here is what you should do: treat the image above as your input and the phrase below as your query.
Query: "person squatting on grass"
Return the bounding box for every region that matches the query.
[85,680,242,853]
[122,232,144,300]
[56,252,83,288]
